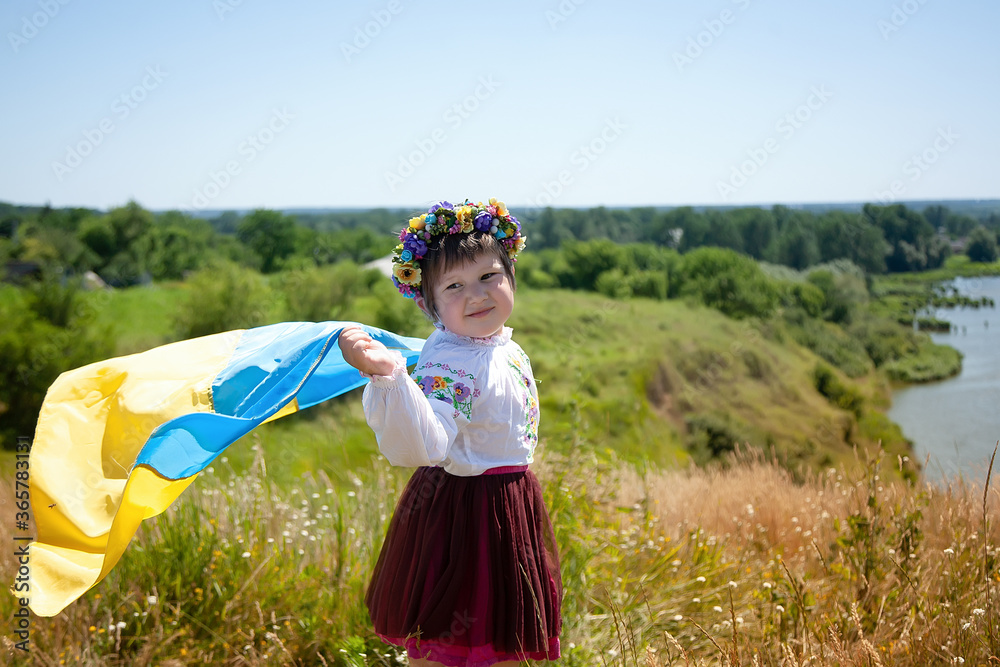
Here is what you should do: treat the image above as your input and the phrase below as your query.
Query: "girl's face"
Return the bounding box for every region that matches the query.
[430,251,514,339]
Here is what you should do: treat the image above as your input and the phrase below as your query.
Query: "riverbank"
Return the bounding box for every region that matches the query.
[887,275,1000,482]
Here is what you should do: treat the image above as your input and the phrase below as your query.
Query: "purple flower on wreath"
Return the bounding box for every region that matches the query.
[417,376,435,395]
[474,210,492,232]
[403,234,427,257]
[429,201,453,213]
[453,383,470,402]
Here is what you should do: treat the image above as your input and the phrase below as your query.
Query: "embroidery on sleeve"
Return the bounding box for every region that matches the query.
[413,362,478,420]
[507,350,539,447]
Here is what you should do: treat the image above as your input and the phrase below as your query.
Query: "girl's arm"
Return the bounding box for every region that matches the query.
[339,326,465,467]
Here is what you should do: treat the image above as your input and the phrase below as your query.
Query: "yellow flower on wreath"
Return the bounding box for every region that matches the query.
[393,262,421,286]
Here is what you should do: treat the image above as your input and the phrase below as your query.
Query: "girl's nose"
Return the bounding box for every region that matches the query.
[469,281,488,300]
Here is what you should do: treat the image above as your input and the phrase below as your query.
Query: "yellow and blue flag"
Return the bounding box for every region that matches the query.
[18,321,423,617]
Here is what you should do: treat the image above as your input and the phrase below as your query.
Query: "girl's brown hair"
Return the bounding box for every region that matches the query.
[419,231,516,320]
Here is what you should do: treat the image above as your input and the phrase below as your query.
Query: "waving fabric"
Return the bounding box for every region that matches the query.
[18,322,424,617]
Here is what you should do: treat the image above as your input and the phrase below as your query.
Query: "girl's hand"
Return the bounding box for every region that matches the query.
[338,326,399,377]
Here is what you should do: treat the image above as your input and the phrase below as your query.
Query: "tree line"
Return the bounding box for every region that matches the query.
[2,201,998,288]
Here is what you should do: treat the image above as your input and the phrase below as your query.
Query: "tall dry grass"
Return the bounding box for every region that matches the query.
[1,444,999,665]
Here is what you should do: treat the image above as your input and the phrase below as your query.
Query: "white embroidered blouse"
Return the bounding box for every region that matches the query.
[361,326,540,477]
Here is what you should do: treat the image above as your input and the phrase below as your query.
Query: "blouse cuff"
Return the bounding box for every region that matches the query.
[362,349,408,387]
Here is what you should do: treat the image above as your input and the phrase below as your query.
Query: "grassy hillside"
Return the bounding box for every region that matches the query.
[78,283,912,483]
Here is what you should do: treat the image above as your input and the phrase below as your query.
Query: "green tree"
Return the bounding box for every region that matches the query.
[236,209,297,273]
[863,204,935,272]
[966,226,999,263]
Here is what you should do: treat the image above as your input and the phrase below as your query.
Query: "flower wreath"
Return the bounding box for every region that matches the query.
[390,198,526,299]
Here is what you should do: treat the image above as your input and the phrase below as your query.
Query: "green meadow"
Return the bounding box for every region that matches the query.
[6,278,997,665]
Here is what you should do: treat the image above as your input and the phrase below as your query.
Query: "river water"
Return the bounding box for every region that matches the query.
[887,276,1000,483]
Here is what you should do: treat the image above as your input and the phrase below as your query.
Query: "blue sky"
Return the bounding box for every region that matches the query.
[1,0,997,212]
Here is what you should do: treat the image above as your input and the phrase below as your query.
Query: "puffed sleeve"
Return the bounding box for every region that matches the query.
[361,349,477,468]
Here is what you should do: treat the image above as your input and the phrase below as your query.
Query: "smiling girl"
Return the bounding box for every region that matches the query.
[338,199,561,667]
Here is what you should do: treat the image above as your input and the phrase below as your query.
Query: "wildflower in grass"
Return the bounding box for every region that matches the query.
[714,606,723,612]
[944,547,955,555]
[776,605,785,613]
[763,582,772,589]
[242,551,251,558]
[673,614,683,621]
[973,608,986,616]
[693,598,701,603]
[696,576,706,583]
[728,581,737,588]
[146,595,157,605]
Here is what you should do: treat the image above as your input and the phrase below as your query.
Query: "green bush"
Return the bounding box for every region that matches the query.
[685,412,752,463]
[677,247,780,319]
[789,281,826,318]
[0,282,114,449]
[172,261,277,339]
[280,262,380,322]
[783,310,872,377]
[812,363,864,416]
[595,268,632,299]
[628,269,668,300]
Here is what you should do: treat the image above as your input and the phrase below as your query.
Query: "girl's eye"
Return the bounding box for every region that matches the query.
[481,273,496,281]
[447,283,461,290]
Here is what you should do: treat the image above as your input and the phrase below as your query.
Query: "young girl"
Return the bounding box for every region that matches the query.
[338,199,562,666]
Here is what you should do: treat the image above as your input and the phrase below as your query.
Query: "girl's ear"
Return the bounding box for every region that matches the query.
[413,292,434,321]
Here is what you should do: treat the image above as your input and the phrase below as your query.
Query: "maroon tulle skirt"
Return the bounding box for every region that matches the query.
[366,465,562,666]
